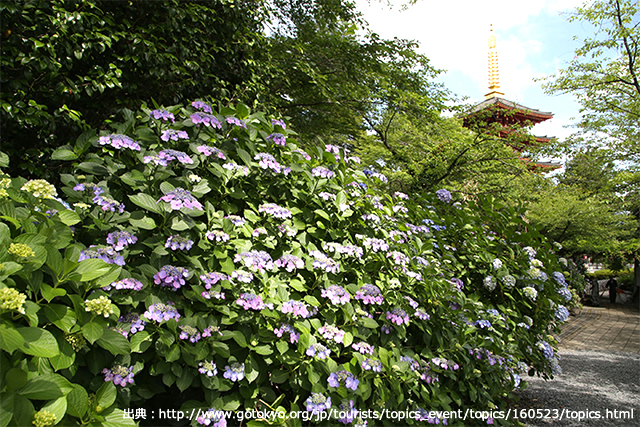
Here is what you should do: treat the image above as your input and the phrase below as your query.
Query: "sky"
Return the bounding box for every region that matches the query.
[355,0,593,146]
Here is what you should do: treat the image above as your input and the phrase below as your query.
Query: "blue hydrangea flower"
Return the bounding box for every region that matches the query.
[143,302,181,322]
[274,254,304,272]
[321,285,351,305]
[224,215,245,226]
[103,278,144,292]
[267,133,286,146]
[436,189,452,202]
[191,112,221,128]
[117,313,145,337]
[386,308,409,325]
[223,362,245,382]
[328,370,359,390]
[362,237,389,252]
[103,365,134,387]
[196,408,226,427]
[198,360,217,377]
[158,188,203,211]
[98,134,141,151]
[226,117,246,128]
[273,323,300,343]
[281,300,315,318]
[536,340,554,360]
[254,153,283,173]
[165,235,194,251]
[352,341,374,355]
[79,246,125,266]
[258,203,292,219]
[271,118,286,129]
[236,293,266,310]
[306,343,331,359]
[305,393,331,415]
[233,250,274,272]
[318,325,345,343]
[160,129,189,142]
[555,305,570,322]
[179,325,201,343]
[206,230,230,243]
[153,265,189,290]
[191,100,213,113]
[231,270,254,283]
[149,109,175,122]
[106,231,137,251]
[361,358,382,372]
[197,145,227,159]
[354,284,383,305]
[310,250,340,274]
[312,166,334,179]
[200,272,228,289]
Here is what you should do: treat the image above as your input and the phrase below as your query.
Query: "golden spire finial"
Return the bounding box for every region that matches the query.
[485,24,504,99]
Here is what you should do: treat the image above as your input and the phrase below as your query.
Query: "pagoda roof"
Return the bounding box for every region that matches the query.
[468,96,554,124]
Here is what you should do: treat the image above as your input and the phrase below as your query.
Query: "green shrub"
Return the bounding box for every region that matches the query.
[0,101,572,426]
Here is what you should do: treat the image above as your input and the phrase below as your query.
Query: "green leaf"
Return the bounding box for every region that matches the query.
[95,381,116,411]
[175,370,194,392]
[97,329,130,355]
[276,340,289,355]
[51,148,78,161]
[129,193,162,214]
[17,327,60,357]
[39,284,66,302]
[77,161,109,175]
[359,317,379,329]
[129,216,157,230]
[252,344,273,355]
[130,331,152,353]
[211,341,230,358]
[11,394,34,427]
[4,368,28,391]
[66,385,88,418]
[45,246,64,277]
[42,396,67,425]
[236,147,252,166]
[0,392,13,427]
[0,152,9,168]
[82,322,104,344]
[56,210,81,226]
[44,305,76,332]
[18,374,73,400]
[270,369,288,384]
[50,339,75,371]
[0,324,24,354]
[73,258,113,282]
[102,408,138,427]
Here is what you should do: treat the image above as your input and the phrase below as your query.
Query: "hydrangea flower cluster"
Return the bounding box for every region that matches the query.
[153,265,189,290]
[362,358,382,372]
[203,326,223,337]
[223,362,245,381]
[351,341,374,355]
[223,163,248,175]
[386,308,410,325]
[275,254,304,272]
[310,250,340,274]
[98,134,141,151]
[305,393,331,415]
[191,112,221,128]
[266,133,286,146]
[415,308,430,320]
[0,288,26,314]
[354,284,383,304]
[198,361,218,377]
[79,246,125,265]
[319,192,336,201]
[197,145,226,159]
[179,325,202,343]
[483,275,497,291]
[226,117,246,128]
[32,410,57,427]
[292,148,311,161]
[281,300,314,318]
[501,275,516,289]
[387,251,409,266]
[205,230,230,243]
[306,343,331,359]
[258,203,292,219]
[165,235,194,251]
[192,100,213,113]
[103,365,134,387]
[160,129,189,142]
[523,286,538,301]
[362,237,389,252]
[254,153,284,173]
[337,400,358,424]
[143,302,181,322]
[158,188,203,211]
[106,231,137,251]
[225,215,245,226]
[150,109,174,122]
[273,323,300,343]
[555,305,570,322]
[231,270,254,283]
[436,188,452,202]
[536,340,554,360]
[312,166,334,179]
[318,325,345,343]
[201,290,225,300]
[103,278,144,291]
[200,272,228,289]
[234,250,274,272]
[328,370,359,390]
[492,258,503,270]
[323,242,363,259]
[196,408,226,427]
[7,243,35,258]
[236,293,267,310]
[321,285,351,305]
[148,149,193,165]
[117,313,145,337]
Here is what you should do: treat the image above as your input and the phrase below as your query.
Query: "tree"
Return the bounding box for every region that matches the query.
[540,0,640,160]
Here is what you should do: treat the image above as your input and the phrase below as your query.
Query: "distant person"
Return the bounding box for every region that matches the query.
[591,278,600,306]
[607,277,618,304]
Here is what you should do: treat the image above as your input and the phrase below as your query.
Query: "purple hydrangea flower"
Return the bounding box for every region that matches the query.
[79,246,125,266]
[149,109,175,122]
[273,323,300,343]
[233,250,274,272]
[236,293,266,310]
[196,408,226,427]
[281,300,314,318]
[117,313,146,337]
[103,365,134,387]
[158,149,194,165]
[92,193,125,213]
[271,118,286,129]
[254,153,283,173]
[143,302,181,322]
[223,362,245,382]
[306,343,331,359]
[203,326,223,337]
[387,251,409,266]
[328,370,359,390]
[354,284,383,305]
[222,162,249,175]
[197,145,227,159]
[436,189,452,203]
[362,238,389,252]
[404,296,419,309]
[536,341,554,360]
[225,215,245,226]
[449,277,465,291]
[198,360,217,377]
[106,231,137,251]
[415,308,430,320]
[165,235,194,251]
[393,205,408,214]
[337,400,358,424]
[98,134,141,151]
[323,243,363,259]
[319,192,336,201]
[292,149,311,161]
[266,133,286,146]
[361,358,382,372]
[158,188,203,211]
[200,272,228,289]
[305,393,331,415]
[381,324,392,334]
[310,250,340,274]
[555,305,570,322]
[205,230,230,243]
[258,203,292,219]
[226,117,246,128]
[321,285,351,305]
[191,112,221,128]
[318,325,345,343]
[312,167,334,179]
[201,290,225,300]
[103,278,144,292]
[386,308,409,326]
[192,100,213,113]
[275,254,304,272]
[475,319,492,329]
[179,325,201,343]
[160,129,189,142]
[351,341,374,355]
[153,265,189,290]
[394,192,409,200]
[231,270,254,283]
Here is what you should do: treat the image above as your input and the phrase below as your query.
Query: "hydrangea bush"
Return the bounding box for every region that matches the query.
[0,101,571,426]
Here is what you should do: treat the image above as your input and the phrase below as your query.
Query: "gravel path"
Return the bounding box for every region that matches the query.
[513,350,639,426]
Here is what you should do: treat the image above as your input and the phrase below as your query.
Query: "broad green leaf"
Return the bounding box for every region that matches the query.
[359,317,379,329]
[129,193,162,214]
[11,393,34,427]
[270,370,288,384]
[45,246,64,277]
[66,385,88,418]
[17,374,72,400]
[4,368,28,391]
[97,329,130,355]
[82,322,104,344]
[95,381,116,412]
[0,392,13,427]
[130,331,152,353]
[175,370,194,392]
[17,327,59,357]
[42,396,67,425]
[0,324,24,354]
[50,339,76,371]
[77,161,109,175]
[56,210,81,226]
[211,341,230,358]
[102,408,138,427]
[74,258,112,281]
[129,216,156,230]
